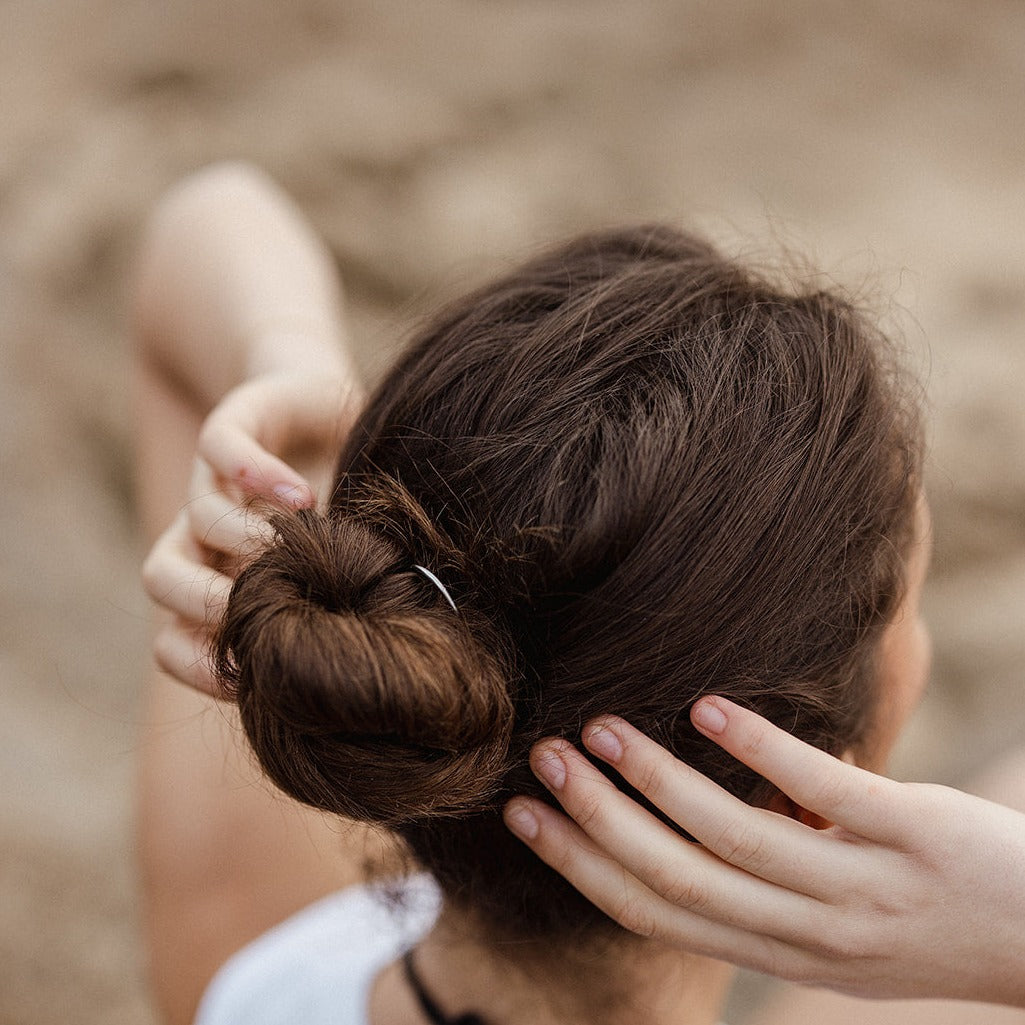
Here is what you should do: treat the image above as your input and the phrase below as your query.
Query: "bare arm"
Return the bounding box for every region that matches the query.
[133,164,382,1025]
[133,161,355,403]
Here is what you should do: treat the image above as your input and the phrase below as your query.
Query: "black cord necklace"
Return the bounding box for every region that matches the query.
[402,948,488,1025]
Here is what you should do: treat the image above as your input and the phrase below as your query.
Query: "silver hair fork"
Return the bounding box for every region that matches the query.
[412,565,459,612]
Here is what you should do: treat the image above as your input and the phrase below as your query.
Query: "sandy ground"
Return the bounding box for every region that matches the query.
[2,2,1025,1023]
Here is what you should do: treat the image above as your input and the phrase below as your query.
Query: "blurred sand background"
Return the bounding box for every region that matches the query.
[2,2,1025,1022]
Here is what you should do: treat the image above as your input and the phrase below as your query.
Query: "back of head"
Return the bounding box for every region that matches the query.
[216,225,922,942]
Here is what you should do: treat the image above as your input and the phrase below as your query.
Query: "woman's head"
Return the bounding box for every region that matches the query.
[216,225,924,941]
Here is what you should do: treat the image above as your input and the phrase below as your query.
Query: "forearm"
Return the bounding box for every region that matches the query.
[132,162,354,407]
[135,358,376,1025]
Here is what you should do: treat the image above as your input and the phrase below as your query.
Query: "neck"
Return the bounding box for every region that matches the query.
[370,902,733,1025]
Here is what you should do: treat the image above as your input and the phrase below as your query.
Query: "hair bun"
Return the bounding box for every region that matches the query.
[215,507,514,825]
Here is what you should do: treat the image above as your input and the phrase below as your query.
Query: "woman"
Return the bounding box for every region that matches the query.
[138,163,929,1025]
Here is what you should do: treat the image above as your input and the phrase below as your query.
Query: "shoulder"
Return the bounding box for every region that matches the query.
[194,876,441,1025]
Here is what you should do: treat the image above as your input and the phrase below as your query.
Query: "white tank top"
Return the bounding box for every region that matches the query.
[194,876,442,1025]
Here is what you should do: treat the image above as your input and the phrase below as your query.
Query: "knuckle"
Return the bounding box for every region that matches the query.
[541,836,576,876]
[194,507,228,552]
[189,518,216,556]
[630,754,665,800]
[181,657,212,693]
[547,840,586,882]
[612,893,658,939]
[186,492,210,529]
[810,772,849,812]
[153,651,175,680]
[665,878,708,915]
[751,938,790,981]
[738,721,767,762]
[536,821,589,878]
[140,551,157,589]
[141,551,165,599]
[712,821,769,872]
[648,866,707,914]
[767,948,830,990]
[620,738,680,804]
[186,454,207,495]
[812,919,870,962]
[196,415,224,450]
[152,633,177,676]
[570,787,609,835]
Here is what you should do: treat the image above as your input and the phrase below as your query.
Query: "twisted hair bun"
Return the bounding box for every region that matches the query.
[215,487,514,826]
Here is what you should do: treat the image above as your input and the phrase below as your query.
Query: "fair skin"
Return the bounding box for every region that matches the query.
[507,705,1025,1015]
[139,163,1025,1024]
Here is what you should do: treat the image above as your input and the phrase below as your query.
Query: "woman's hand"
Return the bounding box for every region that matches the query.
[142,371,363,695]
[504,697,1025,1008]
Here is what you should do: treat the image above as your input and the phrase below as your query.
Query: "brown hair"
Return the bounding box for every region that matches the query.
[216,225,922,941]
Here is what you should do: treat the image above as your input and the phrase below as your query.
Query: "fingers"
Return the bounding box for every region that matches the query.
[198,417,315,507]
[195,373,364,506]
[690,698,905,842]
[502,796,812,979]
[142,513,233,624]
[153,619,223,697]
[186,458,275,557]
[504,797,664,938]
[577,718,851,897]
[144,515,232,697]
[144,372,363,699]
[522,739,825,938]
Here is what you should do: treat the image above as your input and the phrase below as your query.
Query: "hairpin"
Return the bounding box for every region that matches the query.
[412,565,458,613]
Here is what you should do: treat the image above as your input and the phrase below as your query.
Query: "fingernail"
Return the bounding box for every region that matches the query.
[585,725,623,764]
[504,802,540,841]
[691,698,728,736]
[533,750,567,790]
[273,483,311,508]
